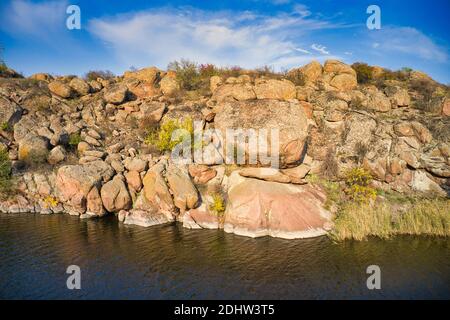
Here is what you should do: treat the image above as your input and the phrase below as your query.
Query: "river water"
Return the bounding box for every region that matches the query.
[0,213,448,299]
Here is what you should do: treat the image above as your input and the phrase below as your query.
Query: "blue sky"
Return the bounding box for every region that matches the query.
[1,0,449,83]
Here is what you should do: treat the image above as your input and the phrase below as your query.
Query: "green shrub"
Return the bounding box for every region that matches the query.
[0,146,12,194]
[84,70,115,82]
[209,192,226,222]
[351,62,374,84]
[68,132,82,147]
[285,69,306,86]
[168,59,202,91]
[344,167,377,202]
[144,117,194,152]
[1,122,11,132]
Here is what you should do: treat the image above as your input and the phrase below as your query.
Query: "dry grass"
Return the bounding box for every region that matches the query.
[330,198,450,241]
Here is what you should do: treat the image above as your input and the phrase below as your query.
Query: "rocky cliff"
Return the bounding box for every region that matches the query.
[0,60,448,239]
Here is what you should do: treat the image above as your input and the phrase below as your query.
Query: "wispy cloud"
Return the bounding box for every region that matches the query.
[368,26,448,62]
[88,6,343,70]
[311,43,330,55]
[0,0,68,41]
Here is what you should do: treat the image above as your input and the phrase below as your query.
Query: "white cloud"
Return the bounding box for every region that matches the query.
[0,0,68,40]
[368,26,448,62]
[311,43,330,55]
[292,4,311,18]
[88,7,342,71]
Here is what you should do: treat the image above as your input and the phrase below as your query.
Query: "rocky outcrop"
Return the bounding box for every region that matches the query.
[223,172,332,239]
[100,175,132,212]
[55,161,114,214]
[48,81,73,98]
[166,163,199,212]
[254,79,296,100]
[123,67,160,84]
[0,95,22,127]
[214,99,309,168]
[0,59,448,240]
[104,84,128,104]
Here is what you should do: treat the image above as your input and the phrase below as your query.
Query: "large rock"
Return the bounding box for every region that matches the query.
[125,78,161,99]
[442,98,450,116]
[160,74,179,96]
[223,172,332,239]
[48,81,73,98]
[69,78,91,96]
[104,84,128,104]
[123,67,160,83]
[254,79,296,101]
[210,75,223,92]
[142,161,175,214]
[360,87,392,112]
[188,164,217,184]
[47,145,66,165]
[55,161,114,214]
[411,170,446,196]
[166,163,199,212]
[291,60,323,83]
[18,134,49,163]
[323,60,357,91]
[136,101,167,124]
[212,83,256,102]
[0,96,22,128]
[101,175,132,212]
[214,100,309,168]
[123,208,171,227]
[385,86,410,107]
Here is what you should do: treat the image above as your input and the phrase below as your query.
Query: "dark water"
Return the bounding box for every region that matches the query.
[0,214,448,299]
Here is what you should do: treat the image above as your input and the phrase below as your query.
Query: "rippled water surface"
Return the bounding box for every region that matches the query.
[0,213,448,299]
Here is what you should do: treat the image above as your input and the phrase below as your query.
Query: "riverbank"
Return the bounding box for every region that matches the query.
[0,59,449,240]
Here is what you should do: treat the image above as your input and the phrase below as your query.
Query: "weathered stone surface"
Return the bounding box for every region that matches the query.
[210,75,222,92]
[223,172,332,239]
[214,100,309,168]
[47,145,66,165]
[104,84,128,104]
[292,60,323,83]
[86,186,105,216]
[323,60,357,91]
[212,83,256,102]
[411,170,446,196]
[101,175,132,212]
[18,134,49,163]
[385,86,410,107]
[239,168,291,183]
[55,161,114,214]
[0,96,22,128]
[48,81,73,98]
[30,73,53,81]
[69,78,91,96]
[123,67,160,83]
[166,163,199,212]
[160,75,179,96]
[125,170,142,191]
[123,208,171,227]
[142,161,175,214]
[442,98,450,116]
[188,164,217,184]
[361,87,391,112]
[136,102,167,123]
[124,158,148,172]
[184,203,220,230]
[254,79,296,101]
